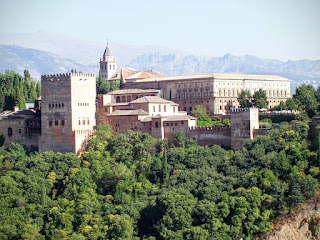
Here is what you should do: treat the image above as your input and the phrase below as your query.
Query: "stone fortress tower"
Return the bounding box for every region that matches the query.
[99,42,117,80]
[39,73,96,154]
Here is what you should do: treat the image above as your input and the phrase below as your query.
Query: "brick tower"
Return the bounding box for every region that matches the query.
[39,73,96,154]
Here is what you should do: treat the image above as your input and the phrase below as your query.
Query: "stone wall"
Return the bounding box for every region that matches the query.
[0,113,39,149]
[187,125,231,148]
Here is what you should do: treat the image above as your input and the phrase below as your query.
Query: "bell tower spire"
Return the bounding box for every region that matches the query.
[100,41,117,80]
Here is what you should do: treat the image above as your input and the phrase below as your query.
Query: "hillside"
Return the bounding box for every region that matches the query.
[1,120,319,239]
[257,192,320,240]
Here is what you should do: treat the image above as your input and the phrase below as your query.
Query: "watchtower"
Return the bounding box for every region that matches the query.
[39,73,96,154]
[230,108,259,151]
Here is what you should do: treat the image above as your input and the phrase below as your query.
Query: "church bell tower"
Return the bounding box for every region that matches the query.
[99,42,117,80]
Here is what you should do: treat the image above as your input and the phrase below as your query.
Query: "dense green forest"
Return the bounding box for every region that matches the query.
[0,70,41,112]
[1,120,319,239]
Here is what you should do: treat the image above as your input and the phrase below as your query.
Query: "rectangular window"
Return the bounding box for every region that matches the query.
[164,105,166,112]
[19,129,21,133]
[55,120,58,126]
[61,120,65,126]
[79,120,81,125]
[87,119,90,125]
[159,105,161,112]
[83,120,86,125]
[153,106,155,112]
[49,121,53,126]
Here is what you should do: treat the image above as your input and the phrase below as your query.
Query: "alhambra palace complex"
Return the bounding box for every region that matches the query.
[0,44,291,154]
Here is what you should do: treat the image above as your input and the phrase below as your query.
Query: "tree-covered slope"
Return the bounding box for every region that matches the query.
[0,121,319,239]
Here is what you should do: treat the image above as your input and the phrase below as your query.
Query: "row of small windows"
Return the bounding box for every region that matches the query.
[217,89,287,98]
[78,103,89,106]
[49,103,64,108]
[49,120,65,126]
[219,90,240,97]
[101,64,116,70]
[177,82,210,88]
[78,119,90,125]
[182,106,209,111]
[166,121,184,126]
[268,90,287,98]
[178,91,209,99]
[153,105,169,112]
[217,82,243,86]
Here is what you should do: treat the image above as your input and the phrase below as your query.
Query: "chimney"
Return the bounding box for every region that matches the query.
[14,106,19,112]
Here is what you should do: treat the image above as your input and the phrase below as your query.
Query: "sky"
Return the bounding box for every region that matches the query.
[0,0,319,61]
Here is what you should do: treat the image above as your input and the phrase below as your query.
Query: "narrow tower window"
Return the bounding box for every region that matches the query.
[8,127,12,137]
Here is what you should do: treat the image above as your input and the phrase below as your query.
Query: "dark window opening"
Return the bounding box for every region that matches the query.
[49,121,53,126]
[55,120,58,126]
[8,127,12,137]
[61,120,65,126]
[155,122,159,128]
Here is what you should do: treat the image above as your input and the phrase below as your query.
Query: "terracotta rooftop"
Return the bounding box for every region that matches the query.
[107,109,149,116]
[130,96,175,104]
[132,73,290,83]
[107,89,160,95]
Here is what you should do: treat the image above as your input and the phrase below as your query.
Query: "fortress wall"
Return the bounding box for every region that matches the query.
[187,125,231,147]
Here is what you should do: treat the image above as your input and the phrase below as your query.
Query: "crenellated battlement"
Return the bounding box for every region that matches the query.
[41,73,70,81]
[70,73,95,77]
[41,73,95,81]
[188,125,230,131]
[231,108,248,113]
[230,108,255,114]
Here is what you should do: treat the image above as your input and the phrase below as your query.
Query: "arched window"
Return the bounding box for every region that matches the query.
[155,122,159,128]
[8,127,12,137]
[116,96,121,103]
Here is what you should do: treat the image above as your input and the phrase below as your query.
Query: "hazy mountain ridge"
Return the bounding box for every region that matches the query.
[127,52,320,91]
[0,45,97,79]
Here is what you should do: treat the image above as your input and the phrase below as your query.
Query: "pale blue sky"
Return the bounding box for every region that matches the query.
[0,0,319,60]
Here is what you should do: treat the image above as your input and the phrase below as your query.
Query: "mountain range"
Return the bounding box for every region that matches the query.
[0,32,319,92]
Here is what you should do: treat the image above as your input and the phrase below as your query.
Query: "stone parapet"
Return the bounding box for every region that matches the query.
[188,125,230,131]
[41,73,95,81]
